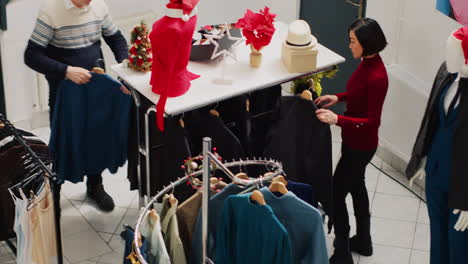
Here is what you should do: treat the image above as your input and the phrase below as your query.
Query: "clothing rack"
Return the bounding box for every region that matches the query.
[132,137,284,264]
[0,113,64,264]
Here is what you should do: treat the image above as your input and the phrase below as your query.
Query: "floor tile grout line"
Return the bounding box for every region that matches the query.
[410,201,423,252]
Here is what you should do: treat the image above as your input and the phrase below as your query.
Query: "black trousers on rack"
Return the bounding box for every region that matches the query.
[333,144,376,237]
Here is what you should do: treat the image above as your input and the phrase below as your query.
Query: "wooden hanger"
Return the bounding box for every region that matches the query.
[250,190,266,205]
[149,209,159,223]
[209,109,220,117]
[269,181,288,195]
[300,90,313,101]
[169,193,177,208]
[235,172,249,180]
[91,67,105,74]
[272,175,288,186]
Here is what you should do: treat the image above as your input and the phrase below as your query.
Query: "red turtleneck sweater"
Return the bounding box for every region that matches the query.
[336,55,389,151]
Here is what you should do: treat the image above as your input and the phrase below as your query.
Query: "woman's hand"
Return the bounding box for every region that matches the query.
[66,66,92,85]
[316,109,338,125]
[314,95,339,108]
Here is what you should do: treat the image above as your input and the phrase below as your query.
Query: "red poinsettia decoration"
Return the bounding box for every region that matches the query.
[235,7,277,51]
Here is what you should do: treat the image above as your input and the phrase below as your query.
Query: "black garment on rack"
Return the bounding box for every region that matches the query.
[184,109,245,164]
[264,96,333,219]
[248,85,282,157]
[0,139,49,241]
[215,95,249,154]
[127,100,195,201]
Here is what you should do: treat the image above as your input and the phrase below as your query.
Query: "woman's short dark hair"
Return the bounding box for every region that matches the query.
[349,18,387,56]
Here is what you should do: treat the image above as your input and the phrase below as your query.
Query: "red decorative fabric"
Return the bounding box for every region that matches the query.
[167,0,199,15]
[453,26,468,64]
[149,14,200,131]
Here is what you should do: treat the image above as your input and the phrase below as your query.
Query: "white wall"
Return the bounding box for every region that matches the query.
[2,0,298,128]
[367,0,461,161]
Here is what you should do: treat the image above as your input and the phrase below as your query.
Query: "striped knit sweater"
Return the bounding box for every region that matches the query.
[24,0,128,84]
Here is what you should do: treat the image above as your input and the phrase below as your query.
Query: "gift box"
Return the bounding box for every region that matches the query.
[281,20,319,73]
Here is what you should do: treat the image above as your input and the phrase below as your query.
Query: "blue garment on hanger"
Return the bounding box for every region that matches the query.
[121,226,148,264]
[190,184,245,264]
[260,187,327,264]
[215,193,292,264]
[49,73,131,183]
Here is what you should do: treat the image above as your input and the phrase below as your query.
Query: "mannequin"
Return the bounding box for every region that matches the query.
[407,26,468,264]
[150,0,201,131]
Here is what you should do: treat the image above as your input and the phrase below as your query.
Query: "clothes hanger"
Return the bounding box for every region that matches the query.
[250,190,266,205]
[300,90,313,101]
[272,175,288,186]
[149,209,159,223]
[210,102,221,117]
[169,182,177,207]
[269,181,288,195]
[179,112,185,128]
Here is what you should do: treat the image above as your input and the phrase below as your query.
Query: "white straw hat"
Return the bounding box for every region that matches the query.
[285,20,317,49]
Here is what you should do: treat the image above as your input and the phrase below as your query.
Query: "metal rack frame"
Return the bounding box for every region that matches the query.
[0,113,64,264]
[132,137,284,264]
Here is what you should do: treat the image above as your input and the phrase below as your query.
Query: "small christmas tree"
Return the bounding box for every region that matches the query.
[128,22,152,72]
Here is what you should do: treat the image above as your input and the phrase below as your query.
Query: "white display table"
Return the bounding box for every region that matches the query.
[112,22,345,206]
[111,22,345,115]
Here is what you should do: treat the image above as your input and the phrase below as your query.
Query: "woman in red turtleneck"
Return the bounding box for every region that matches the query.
[314,18,388,264]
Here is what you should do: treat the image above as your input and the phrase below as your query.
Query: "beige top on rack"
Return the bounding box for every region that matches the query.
[110,21,345,116]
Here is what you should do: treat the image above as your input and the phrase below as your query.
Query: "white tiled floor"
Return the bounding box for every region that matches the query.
[0,126,432,263]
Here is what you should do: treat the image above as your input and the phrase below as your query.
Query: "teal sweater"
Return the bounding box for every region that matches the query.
[260,187,328,264]
[215,194,292,264]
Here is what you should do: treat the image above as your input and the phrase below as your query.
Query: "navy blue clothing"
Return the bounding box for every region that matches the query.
[426,185,468,264]
[190,184,245,264]
[425,81,468,264]
[215,194,292,264]
[49,73,131,183]
[426,81,459,191]
[121,226,148,264]
[288,180,318,208]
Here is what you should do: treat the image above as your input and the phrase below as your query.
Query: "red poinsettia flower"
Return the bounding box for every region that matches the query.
[128,57,134,64]
[235,7,277,50]
[137,59,143,66]
[130,46,138,56]
[135,39,142,46]
[147,57,153,63]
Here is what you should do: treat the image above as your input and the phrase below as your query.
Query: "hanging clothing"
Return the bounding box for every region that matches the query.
[11,189,33,264]
[30,181,58,264]
[287,180,318,208]
[264,96,333,218]
[160,194,187,264]
[190,184,245,264]
[177,191,203,257]
[335,54,389,151]
[407,62,468,211]
[450,0,468,25]
[185,109,245,163]
[140,210,171,264]
[49,73,131,183]
[259,187,328,264]
[121,225,149,264]
[149,7,200,131]
[0,143,49,241]
[215,193,292,264]
[127,97,194,200]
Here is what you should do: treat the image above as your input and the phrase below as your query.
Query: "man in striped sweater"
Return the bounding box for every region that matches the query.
[24,0,129,212]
